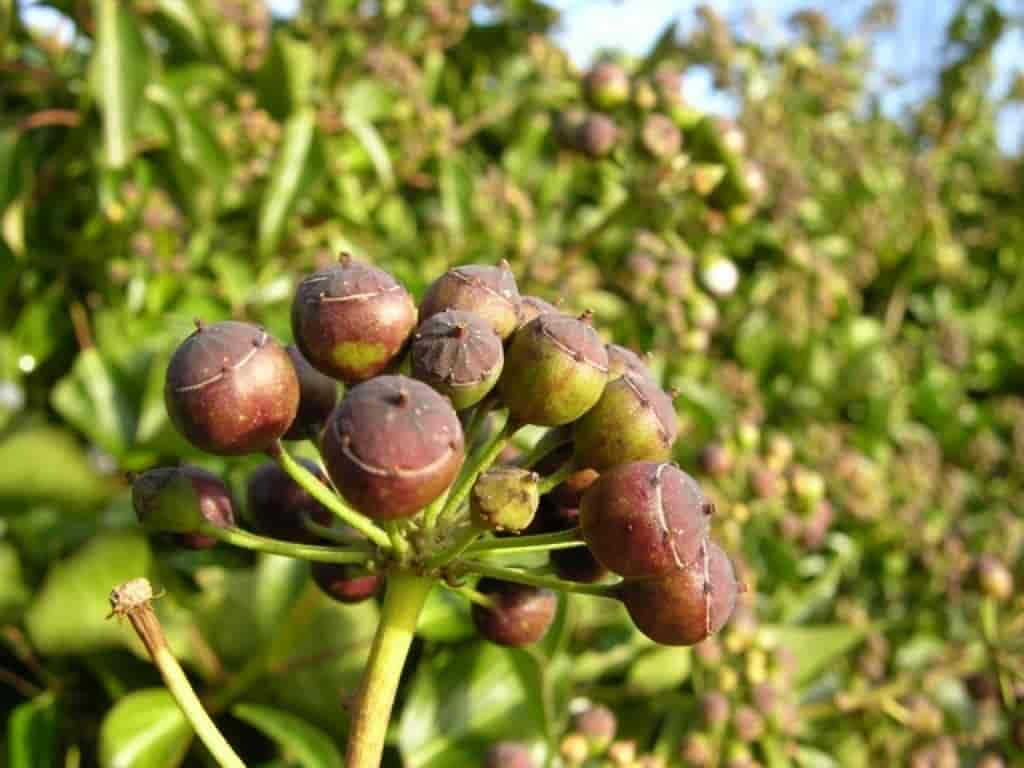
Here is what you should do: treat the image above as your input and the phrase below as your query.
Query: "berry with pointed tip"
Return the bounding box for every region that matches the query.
[311,563,383,604]
[583,62,630,109]
[246,459,331,543]
[165,321,299,455]
[410,310,504,410]
[132,466,235,549]
[580,461,711,579]
[283,345,338,440]
[574,372,678,471]
[500,312,609,427]
[322,375,464,520]
[641,114,682,158]
[576,113,618,158]
[605,344,654,382]
[291,257,417,384]
[418,262,521,340]
[472,578,557,647]
[484,742,535,768]
[471,466,540,532]
[517,295,561,328]
[618,539,737,645]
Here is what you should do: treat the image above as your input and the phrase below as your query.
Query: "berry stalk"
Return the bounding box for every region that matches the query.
[271,442,393,549]
[197,523,373,564]
[109,579,244,768]
[345,572,432,768]
[464,527,585,556]
[439,414,515,523]
[462,560,619,598]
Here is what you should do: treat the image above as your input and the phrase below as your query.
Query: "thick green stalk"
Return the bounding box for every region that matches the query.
[345,572,432,768]
[198,524,371,564]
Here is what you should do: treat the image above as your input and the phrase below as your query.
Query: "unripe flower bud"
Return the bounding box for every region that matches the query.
[976,555,1013,601]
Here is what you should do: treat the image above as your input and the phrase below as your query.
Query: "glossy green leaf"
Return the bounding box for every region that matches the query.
[51,348,135,459]
[25,530,152,655]
[93,0,150,168]
[98,689,191,768]
[8,692,60,768]
[259,109,319,259]
[231,703,343,768]
[626,645,691,696]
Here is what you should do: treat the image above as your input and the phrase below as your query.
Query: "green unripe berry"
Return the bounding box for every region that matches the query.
[471,466,540,532]
[583,62,630,109]
[574,372,678,471]
[499,312,608,427]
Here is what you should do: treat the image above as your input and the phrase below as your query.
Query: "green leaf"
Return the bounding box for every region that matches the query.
[759,624,869,685]
[626,645,691,696]
[0,427,118,513]
[25,530,152,655]
[0,541,30,622]
[93,0,150,168]
[259,109,319,259]
[417,586,474,642]
[99,689,191,768]
[399,644,535,768]
[231,703,343,768]
[343,114,394,188]
[52,348,136,459]
[8,693,60,768]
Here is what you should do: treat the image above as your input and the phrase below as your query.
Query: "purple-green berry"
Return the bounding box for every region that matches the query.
[573,371,678,471]
[583,62,630,109]
[499,312,609,427]
[132,466,234,548]
[418,261,521,340]
[291,256,417,384]
[410,309,504,410]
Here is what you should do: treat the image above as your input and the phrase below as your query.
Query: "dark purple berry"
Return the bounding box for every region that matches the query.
[246,459,331,543]
[310,563,383,604]
[164,321,299,455]
[322,375,464,520]
[618,539,737,646]
[499,312,608,427]
[418,262,521,340]
[291,257,417,384]
[132,465,235,549]
[580,462,711,579]
[573,372,678,471]
[410,310,504,410]
[472,578,557,647]
[282,345,339,440]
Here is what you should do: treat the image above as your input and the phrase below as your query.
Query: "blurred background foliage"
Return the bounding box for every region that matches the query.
[1,0,1023,766]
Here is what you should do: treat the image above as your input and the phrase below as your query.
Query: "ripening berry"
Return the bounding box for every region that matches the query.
[583,62,630,109]
[472,578,557,647]
[246,459,331,544]
[164,321,299,455]
[132,465,235,549]
[410,310,504,410]
[418,262,521,340]
[311,563,383,604]
[322,376,464,520]
[580,462,711,579]
[291,257,417,384]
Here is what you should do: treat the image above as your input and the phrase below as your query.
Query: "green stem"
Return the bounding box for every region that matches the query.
[198,524,372,565]
[425,523,486,568]
[465,528,584,556]
[441,414,515,523]
[301,514,374,547]
[461,560,618,598]
[537,459,576,495]
[123,597,244,768]
[517,427,572,469]
[345,572,432,768]
[272,442,392,550]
